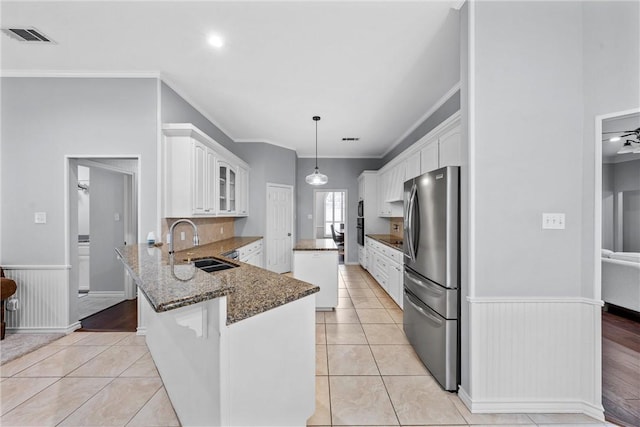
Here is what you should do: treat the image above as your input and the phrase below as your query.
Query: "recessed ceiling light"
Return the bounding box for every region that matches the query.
[609,136,621,142]
[208,34,224,49]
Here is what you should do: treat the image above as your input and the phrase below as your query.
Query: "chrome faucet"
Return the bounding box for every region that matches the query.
[168,219,200,255]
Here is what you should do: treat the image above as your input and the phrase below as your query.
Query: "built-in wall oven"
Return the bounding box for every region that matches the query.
[357,200,364,218]
[356,217,364,246]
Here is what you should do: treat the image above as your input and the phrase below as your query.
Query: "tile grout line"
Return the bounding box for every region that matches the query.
[54,334,136,426]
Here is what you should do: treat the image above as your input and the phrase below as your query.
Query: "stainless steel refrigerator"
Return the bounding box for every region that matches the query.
[403,166,460,391]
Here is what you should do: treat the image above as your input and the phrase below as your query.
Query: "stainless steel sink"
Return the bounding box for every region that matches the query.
[193,258,238,273]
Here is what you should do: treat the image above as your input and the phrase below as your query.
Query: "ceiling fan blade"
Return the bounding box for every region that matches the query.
[602,130,636,134]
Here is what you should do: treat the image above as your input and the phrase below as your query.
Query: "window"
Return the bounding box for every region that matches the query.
[324,191,345,237]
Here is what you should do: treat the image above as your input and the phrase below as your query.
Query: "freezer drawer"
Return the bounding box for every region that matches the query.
[403,289,458,391]
[404,267,458,320]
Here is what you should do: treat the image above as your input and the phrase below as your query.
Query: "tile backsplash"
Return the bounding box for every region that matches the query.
[390,217,403,238]
[162,217,235,252]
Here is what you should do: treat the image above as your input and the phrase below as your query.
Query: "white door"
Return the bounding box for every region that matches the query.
[266,184,293,273]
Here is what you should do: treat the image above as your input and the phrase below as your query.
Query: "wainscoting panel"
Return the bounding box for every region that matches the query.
[3,266,72,333]
[464,297,604,420]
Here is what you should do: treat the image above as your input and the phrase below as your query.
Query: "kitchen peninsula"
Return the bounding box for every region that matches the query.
[116,238,319,427]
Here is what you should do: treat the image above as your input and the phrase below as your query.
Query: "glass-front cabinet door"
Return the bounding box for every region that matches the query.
[217,160,236,214]
[229,168,236,212]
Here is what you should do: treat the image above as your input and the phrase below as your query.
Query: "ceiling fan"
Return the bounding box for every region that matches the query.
[602,127,640,154]
[602,126,640,140]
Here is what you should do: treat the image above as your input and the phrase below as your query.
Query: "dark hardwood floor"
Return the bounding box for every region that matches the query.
[602,309,640,427]
[79,298,137,332]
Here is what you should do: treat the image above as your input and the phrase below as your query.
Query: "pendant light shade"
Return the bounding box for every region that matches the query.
[306,116,328,186]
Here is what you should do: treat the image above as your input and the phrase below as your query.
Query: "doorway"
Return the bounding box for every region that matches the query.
[313,189,347,264]
[67,157,139,330]
[595,109,640,426]
[265,183,294,273]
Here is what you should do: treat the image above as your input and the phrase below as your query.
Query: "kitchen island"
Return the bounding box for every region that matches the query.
[116,239,319,427]
[292,239,338,310]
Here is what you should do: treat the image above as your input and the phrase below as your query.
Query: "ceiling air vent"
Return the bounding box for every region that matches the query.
[2,27,54,43]
[341,137,360,142]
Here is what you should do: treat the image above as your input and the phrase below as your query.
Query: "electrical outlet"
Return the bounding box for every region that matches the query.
[34,212,47,224]
[220,227,224,234]
[114,213,120,221]
[542,213,565,230]
[180,231,186,241]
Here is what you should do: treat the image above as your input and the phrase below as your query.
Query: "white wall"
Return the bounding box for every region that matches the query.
[473,1,584,298]
[580,0,640,297]
[77,166,91,236]
[460,0,640,417]
[612,159,640,252]
[89,167,125,293]
[296,158,381,264]
[315,192,325,238]
[231,142,298,237]
[602,163,614,250]
[1,77,158,265]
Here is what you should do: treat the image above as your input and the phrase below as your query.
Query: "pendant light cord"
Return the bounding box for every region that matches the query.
[315,119,318,169]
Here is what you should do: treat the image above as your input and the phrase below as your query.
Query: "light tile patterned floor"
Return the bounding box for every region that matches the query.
[0,265,612,426]
[309,264,610,427]
[0,332,179,426]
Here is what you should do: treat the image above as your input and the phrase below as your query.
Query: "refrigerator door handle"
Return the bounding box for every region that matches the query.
[404,269,444,297]
[405,291,443,327]
[405,183,418,261]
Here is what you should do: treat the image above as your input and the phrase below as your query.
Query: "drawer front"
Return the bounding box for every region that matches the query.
[388,248,402,263]
[404,268,458,320]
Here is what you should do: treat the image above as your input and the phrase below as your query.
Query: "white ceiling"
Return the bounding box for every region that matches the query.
[1,1,461,158]
[602,113,640,163]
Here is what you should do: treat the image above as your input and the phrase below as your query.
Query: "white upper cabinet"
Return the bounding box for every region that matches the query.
[236,166,249,216]
[438,124,461,168]
[163,124,250,218]
[377,163,404,217]
[217,160,236,215]
[372,112,461,218]
[420,116,461,174]
[406,152,421,181]
[419,136,439,175]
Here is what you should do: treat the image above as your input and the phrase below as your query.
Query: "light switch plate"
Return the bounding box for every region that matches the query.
[542,213,565,229]
[34,212,47,224]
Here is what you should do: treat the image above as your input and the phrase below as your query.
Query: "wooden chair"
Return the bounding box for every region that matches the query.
[1,267,17,340]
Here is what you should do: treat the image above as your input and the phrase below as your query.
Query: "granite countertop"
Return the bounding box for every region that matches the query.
[293,239,338,251]
[116,237,319,325]
[366,234,404,251]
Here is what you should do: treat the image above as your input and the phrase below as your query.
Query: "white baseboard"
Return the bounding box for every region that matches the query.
[7,321,81,335]
[87,291,125,298]
[136,326,147,336]
[459,397,604,421]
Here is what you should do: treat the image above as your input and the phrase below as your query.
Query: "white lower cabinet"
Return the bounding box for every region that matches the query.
[365,238,403,309]
[388,261,403,309]
[293,250,338,310]
[238,240,264,268]
[358,245,365,268]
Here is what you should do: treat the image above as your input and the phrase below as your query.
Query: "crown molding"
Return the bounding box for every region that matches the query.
[381,81,461,158]
[0,70,160,78]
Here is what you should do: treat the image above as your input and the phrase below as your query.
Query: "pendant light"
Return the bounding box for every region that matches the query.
[305,116,328,185]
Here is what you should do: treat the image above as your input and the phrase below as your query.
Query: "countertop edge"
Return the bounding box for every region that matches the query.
[366,234,404,251]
